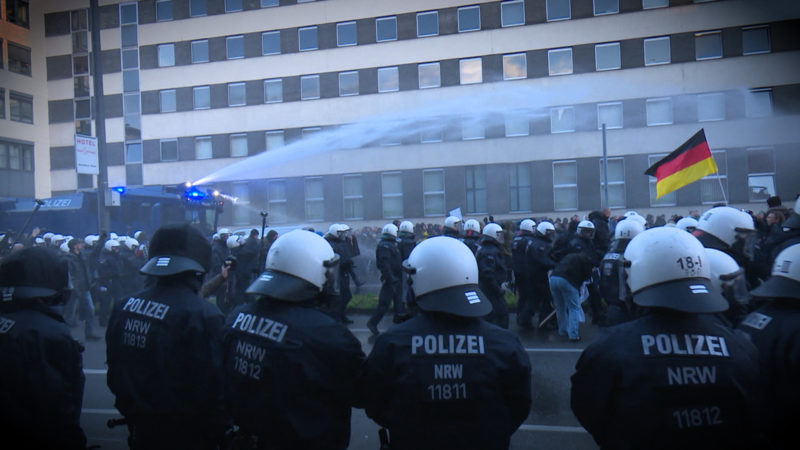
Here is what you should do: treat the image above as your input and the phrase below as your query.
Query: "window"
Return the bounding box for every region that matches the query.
[71,9,88,31]
[548,48,573,75]
[376,16,397,42]
[501,0,525,27]
[550,106,575,133]
[420,124,443,143]
[158,44,175,67]
[190,0,206,16]
[124,114,141,141]
[230,134,248,157]
[122,49,138,69]
[466,166,487,214]
[300,75,320,100]
[646,98,673,125]
[226,35,244,59]
[74,76,90,98]
[298,26,318,51]
[553,161,578,211]
[595,43,621,71]
[7,42,31,76]
[225,0,243,13]
[159,139,178,161]
[423,169,445,216]
[261,0,279,7]
[6,0,30,28]
[9,91,32,123]
[123,70,139,92]
[418,63,441,89]
[747,147,776,202]
[302,127,321,137]
[648,154,676,206]
[382,172,403,218]
[0,142,33,171]
[642,0,668,8]
[417,11,439,37]
[193,86,210,109]
[228,83,246,106]
[700,150,727,204]
[75,99,91,119]
[195,137,212,159]
[600,158,626,208]
[339,71,359,96]
[459,58,483,85]
[264,79,283,103]
[510,164,531,212]
[126,143,142,164]
[156,0,172,21]
[697,93,725,122]
[265,130,285,150]
[743,26,770,55]
[0,89,5,119]
[644,36,670,66]
[261,31,281,56]
[191,40,209,63]
[458,5,481,32]
[503,53,527,80]
[72,31,88,52]
[462,118,485,140]
[337,22,357,47]
[305,178,325,221]
[123,92,140,114]
[73,55,89,75]
[160,89,176,113]
[598,102,623,129]
[268,180,287,223]
[378,67,399,93]
[547,0,571,21]
[594,0,618,15]
[505,113,529,136]
[746,89,772,118]
[343,174,364,219]
[120,2,137,24]
[121,25,138,47]
[695,31,722,60]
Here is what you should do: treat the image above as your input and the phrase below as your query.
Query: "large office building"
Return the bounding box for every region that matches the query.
[2,0,799,228]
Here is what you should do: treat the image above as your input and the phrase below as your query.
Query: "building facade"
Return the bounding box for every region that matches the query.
[4,0,800,228]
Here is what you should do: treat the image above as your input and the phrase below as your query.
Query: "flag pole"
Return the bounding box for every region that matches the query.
[712,153,728,205]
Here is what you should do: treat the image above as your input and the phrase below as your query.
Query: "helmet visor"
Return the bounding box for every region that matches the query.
[632,277,728,313]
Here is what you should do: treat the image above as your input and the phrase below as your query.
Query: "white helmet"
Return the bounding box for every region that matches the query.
[444,216,462,232]
[676,217,699,232]
[104,239,120,252]
[109,232,118,240]
[751,243,800,299]
[577,220,595,239]
[326,224,340,238]
[126,238,140,251]
[624,211,639,218]
[482,223,504,244]
[696,206,755,247]
[402,236,491,317]
[217,228,231,238]
[614,219,645,240]
[399,221,414,234]
[464,219,481,234]
[519,219,536,233]
[212,232,220,241]
[84,235,98,247]
[338,223,351,232]
[623,227,726,313]
[246,229,339,301]
[52,234,65,245]
[134,230,145,241]
[627,214,647,226]
[705,248,743,293]
[43,232,54,243]
[382,223,398,238]
[227,235,243,249]
[536,221,555,236]
[34,237,45,246]
[117,236,129,247]
[59,242,70,253]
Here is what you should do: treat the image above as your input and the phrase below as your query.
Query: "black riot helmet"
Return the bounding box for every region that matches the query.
[0,246,71,304]
[140,223,212,276]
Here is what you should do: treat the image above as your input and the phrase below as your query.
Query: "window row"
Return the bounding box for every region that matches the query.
[157,0,315,21]
[0,140,34,171]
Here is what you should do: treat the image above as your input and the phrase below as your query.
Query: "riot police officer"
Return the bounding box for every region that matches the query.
[223,230,365,449]
[476,223,510,329]
[512,219,536,329]
[325,224,355,323]
[572,227,763,449]
[737,243,800,449]
[706,248,752,325]
[0,247,88,449]
[397,220,417,313]
[599,218,645,326]
[461,218,481,255]
[692,206,757,284]
[442,215,462,239]
[368,223,408,334]
[529,221,557,328]
[361,236,531,450]
[106,223,228,449]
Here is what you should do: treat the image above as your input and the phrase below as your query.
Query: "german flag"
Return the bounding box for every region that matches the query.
[645,129,718,198]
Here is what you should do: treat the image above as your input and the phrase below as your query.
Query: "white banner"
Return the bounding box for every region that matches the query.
[448,207,462,219]
[75,134,99,175]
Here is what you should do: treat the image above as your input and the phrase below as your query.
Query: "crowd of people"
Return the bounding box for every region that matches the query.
[0,194,798,449]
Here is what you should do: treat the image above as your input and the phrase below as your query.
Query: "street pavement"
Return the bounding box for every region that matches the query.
[77,312,600,450]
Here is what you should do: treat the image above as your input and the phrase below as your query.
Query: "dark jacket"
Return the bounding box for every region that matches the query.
[398,232,416,261]
[528,234,556,286]
[361,311,531,450]
[511,232,535,280]
[551,253,594,290]
[376,236,402,285]
[476,239,509,299]
[589,211,611,254]
[64,250,92,295]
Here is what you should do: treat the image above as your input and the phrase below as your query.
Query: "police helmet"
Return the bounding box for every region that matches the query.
[624,227,727,313]
[43,232,54,243]
[750,243,800,299]
[34,237,45,246]
[536,221,555,236]
[126,238,140,251]
[519,219,536,233]
[464,219,481,235]
[109,232,118,240]
[626,214,647,226]
[246,229,339,302]
[399,221,414,234]
[59,242,70,253]
[482,223,504,244]
[443,216,462,232]
[676,217,699,233]
[338,223,351,232]
[117,236,129,247]
[578,220,595,239]
[104,239,120,252]
[140,223,212,276]
[227,235,243,249]
[134,230,145,241]
[52,234,65,245]
[696,206,755,247]
[84,235,98,248]
[382,223,398,238]
[783,202,800,229]
[0,247,70,303]
[402,236,491,317]
[326,224,340,238]
[624,211,639,217]
[614,219,645,240]
[705,248,744,293]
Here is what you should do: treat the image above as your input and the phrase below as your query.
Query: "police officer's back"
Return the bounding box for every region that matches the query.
[511,219,536,328]
[362,237,531,450]
[737,243,800,449]
[476,223,510,329]
[599,219,645,326]
[0,247,87,449]
[461,219,482,255]
[571,227,763,449]
[223,230,364,449]
[106,224,227,449]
